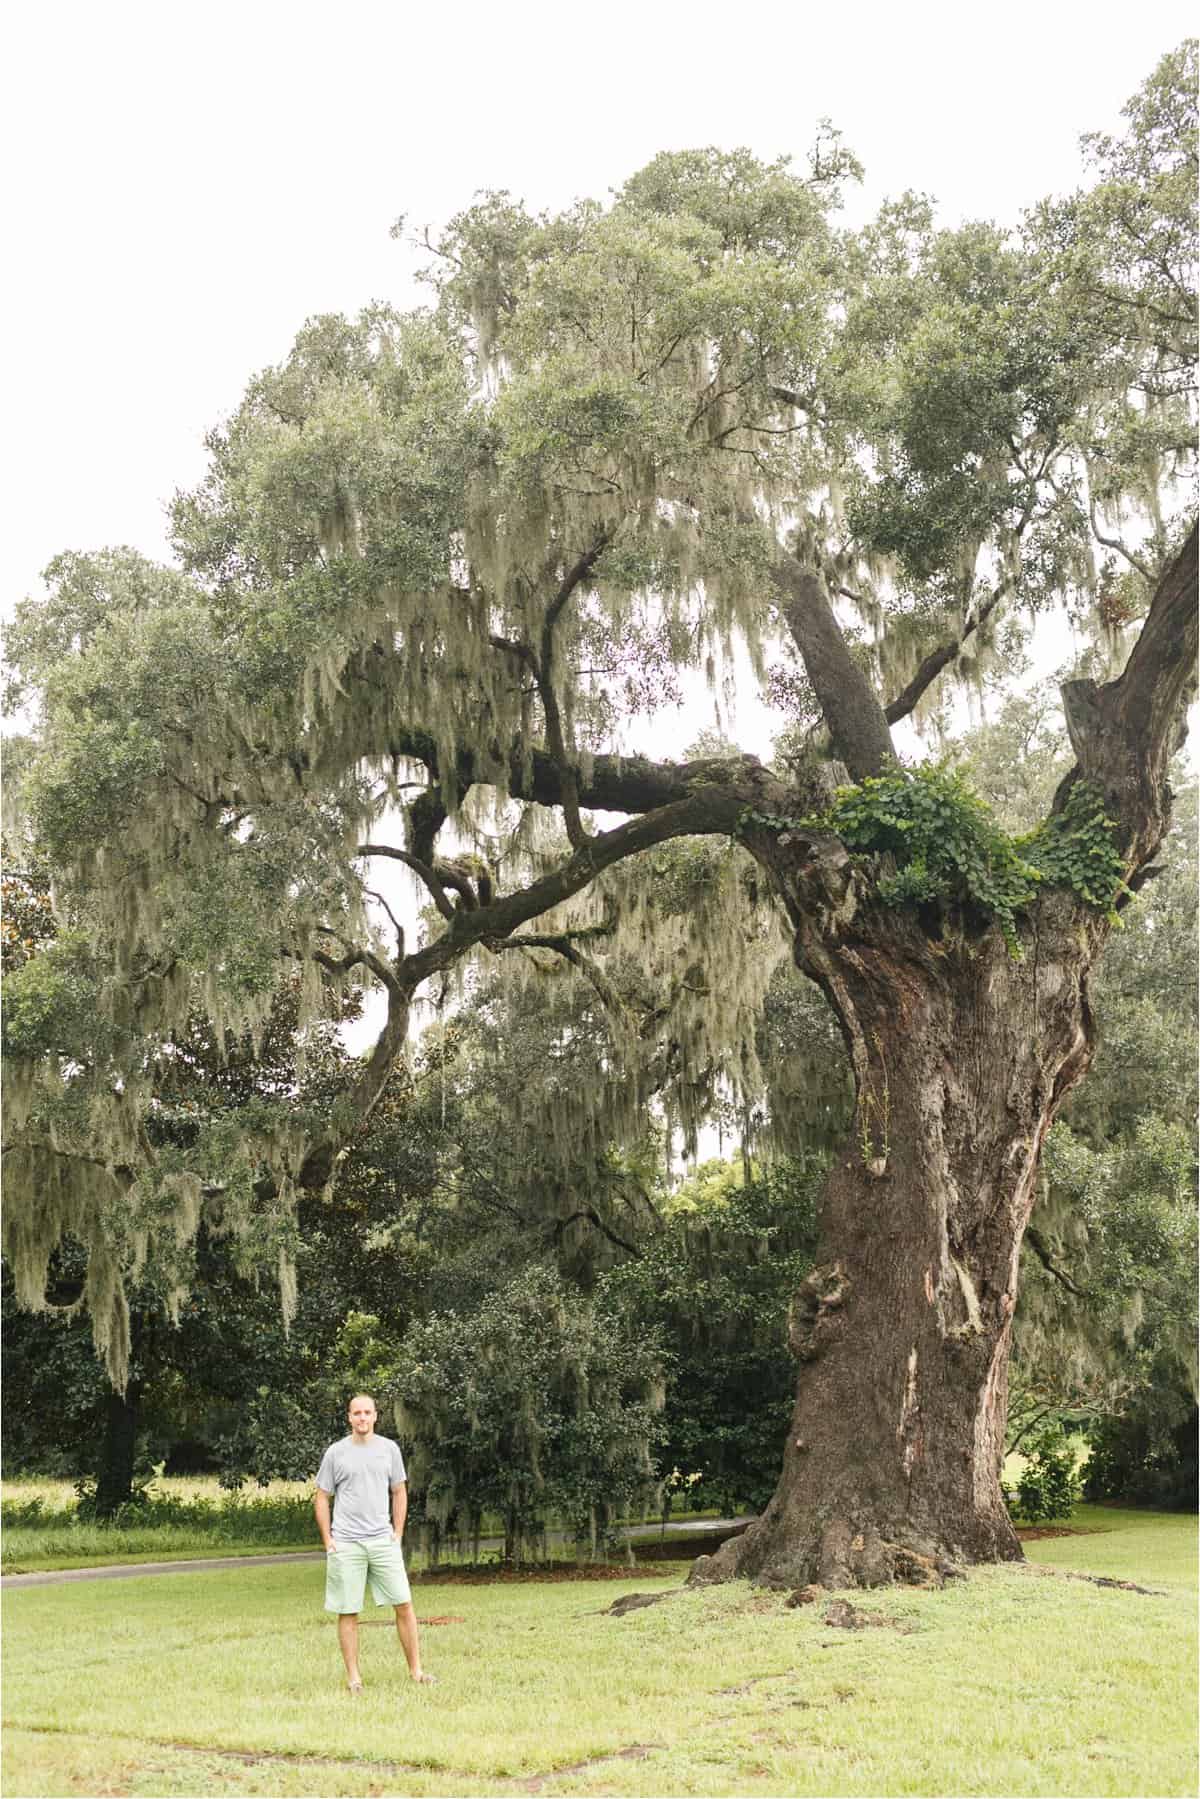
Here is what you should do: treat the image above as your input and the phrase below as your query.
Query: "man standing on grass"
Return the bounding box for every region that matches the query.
[314,1393,435,1694]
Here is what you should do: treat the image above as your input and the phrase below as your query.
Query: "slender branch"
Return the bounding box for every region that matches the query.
[884,585,1007,726]
[1087,496,1154,582]
[313,928,397,994]
[883,468,1050,727]
[358,844,455,921]
[364,888,406,960]
[1025,1226,1086,1297]
[553,1207,642,1259]
[493,932,627,1016]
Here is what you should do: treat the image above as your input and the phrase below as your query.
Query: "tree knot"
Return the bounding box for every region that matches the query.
[788,1262,850,1360]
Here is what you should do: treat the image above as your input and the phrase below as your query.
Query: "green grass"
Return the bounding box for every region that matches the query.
[3,1509,1195,1796]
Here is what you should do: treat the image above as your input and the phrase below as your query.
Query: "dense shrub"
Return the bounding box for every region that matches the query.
[1004,1425,1083,1523]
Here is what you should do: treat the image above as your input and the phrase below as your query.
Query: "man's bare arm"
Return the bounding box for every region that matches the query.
[391,1481,407,1539]
[314,1487,336,1550]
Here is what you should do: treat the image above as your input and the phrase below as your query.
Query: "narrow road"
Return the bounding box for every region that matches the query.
[2,1518,749,1589]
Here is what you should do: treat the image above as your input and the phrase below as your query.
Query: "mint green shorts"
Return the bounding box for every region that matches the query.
[323,1533,412,1613]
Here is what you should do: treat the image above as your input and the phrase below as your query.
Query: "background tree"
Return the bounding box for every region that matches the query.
[4,46,1195,1588]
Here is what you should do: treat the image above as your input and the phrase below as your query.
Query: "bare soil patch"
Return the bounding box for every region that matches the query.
[418,1559,678,1584]
[1015,1525,1111,1541]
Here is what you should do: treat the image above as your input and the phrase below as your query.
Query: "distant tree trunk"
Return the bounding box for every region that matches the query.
[93,1381,142,1519]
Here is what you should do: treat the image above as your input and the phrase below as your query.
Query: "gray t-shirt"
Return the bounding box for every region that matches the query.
[315,1434,407,1542]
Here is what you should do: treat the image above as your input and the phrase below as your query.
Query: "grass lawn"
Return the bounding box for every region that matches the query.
[2,1507,1195,1797]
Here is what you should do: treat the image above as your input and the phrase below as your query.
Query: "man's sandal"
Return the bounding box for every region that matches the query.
[411,1671,437,1685]
[348,1679,364,1696]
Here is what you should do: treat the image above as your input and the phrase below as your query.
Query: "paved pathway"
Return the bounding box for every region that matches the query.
[2,1518,749,1589]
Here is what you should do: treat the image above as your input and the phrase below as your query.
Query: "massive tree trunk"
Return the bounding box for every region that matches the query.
[698,872,1101,1589]
[697,527,1197,1591]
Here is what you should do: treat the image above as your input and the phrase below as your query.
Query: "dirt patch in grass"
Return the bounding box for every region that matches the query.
[1015,1525,1111,1541]
[518,1742,656,1793]
[416,1560,678,1583]
[823,1600,914,1633]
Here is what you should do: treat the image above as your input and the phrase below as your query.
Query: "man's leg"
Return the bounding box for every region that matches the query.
[337,1613,363,1691]
[393,1602,431,1681]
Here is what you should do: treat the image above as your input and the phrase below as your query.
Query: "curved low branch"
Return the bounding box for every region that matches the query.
[402,784,750,989]
[553,1207,642,1259]
[493,932,627,1016]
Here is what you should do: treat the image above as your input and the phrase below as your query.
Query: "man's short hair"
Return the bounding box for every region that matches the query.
[347,1392,377,1412]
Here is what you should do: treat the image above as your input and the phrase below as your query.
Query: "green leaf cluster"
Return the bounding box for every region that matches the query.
[824,766,1044,951]
[748,766,1127,954]
[1019,780,1128,914]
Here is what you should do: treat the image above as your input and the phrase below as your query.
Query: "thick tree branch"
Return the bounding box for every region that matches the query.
[402,785,752,991]
[773,556,898,779]
[407,787,448,866]
[1057,524,1198,863]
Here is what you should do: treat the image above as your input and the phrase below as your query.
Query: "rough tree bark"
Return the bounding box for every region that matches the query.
[691,527,1196,1590]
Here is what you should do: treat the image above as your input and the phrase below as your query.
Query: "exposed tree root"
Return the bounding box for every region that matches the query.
[602,1588,679,1616]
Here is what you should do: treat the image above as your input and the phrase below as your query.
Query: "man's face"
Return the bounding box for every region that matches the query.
[347,1398,377,1439]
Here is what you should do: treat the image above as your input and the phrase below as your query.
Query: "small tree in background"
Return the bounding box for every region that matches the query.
[334,1265,664,1563]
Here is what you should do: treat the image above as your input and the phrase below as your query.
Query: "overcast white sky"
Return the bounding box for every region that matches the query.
[4,0,1194,635]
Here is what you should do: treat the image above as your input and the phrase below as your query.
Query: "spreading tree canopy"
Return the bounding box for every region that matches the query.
[4,43,1196,1588]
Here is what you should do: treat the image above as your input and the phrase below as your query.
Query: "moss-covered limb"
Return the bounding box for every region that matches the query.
[537,534,613,850]
[402,789,750,989]
[883,577,1009,726]
[491,932,630,1022]
[295,979,412,1193]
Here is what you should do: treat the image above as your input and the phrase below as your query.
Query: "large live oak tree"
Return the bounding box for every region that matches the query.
[3,45,1195,1586]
